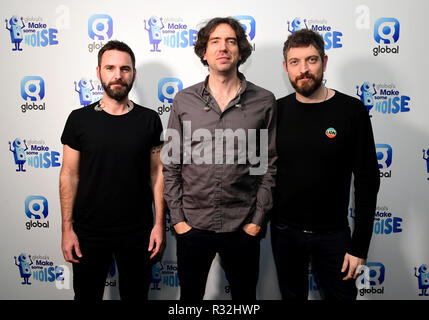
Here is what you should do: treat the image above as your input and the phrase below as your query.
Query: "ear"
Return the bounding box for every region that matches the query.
[96,66,101,81]
[283,61,289,75]
[323,55,328,72]
[133,68,137,81]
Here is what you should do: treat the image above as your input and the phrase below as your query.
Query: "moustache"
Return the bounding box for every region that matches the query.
[109,80,127,87]
[296,72,316,81]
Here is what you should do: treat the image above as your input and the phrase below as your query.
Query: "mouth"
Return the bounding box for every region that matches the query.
[110,82,126,88]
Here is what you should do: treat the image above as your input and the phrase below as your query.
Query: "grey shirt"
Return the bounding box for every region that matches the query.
[163,74,277,233]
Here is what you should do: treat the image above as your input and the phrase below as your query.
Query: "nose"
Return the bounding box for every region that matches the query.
[112,67,122,80]
[219,40,228,52]
[299,61,309,74]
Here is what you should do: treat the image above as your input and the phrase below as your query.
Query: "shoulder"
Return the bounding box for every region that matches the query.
[175,81,204,99]
[276,92,295,106]
[245,80,275,102]
[132,103,160,118]
[66,103,97,122]
[332,90,367,115]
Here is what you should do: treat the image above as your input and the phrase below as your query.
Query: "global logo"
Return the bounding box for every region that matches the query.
[157,77,183,115]
[235,15,255,41]
[356,82,410,116]
[88,14,113,53]
[287,17,343,50]
[373,17,400,56]
[88,14,113,40]
[376,144,392,178]
[357,262,386,296]
[143,16,197,52]
[20,76,46,113]
[4,15,59,51]
[8,138,61,172]
[25,196,48,219]
[74,78,103,106]
[21,76,45,100]
[24,196,50,231]
[374,18,400,44]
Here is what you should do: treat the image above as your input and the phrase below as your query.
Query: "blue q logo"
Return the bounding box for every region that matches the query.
[235,15,256,41]
[363,262,385,286]
[374,18,400,44]
[88,14,113,40]
[25,196,48,219]
[21,76,45,101]
[158,78,183,103]
[376,144,392,169]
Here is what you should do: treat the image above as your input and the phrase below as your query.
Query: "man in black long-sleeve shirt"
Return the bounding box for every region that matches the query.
[271,29,380,300]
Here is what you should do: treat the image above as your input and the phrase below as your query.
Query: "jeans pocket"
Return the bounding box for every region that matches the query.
[176,227,194,238]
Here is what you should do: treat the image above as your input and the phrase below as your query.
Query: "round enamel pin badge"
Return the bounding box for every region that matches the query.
[325,127,337,139]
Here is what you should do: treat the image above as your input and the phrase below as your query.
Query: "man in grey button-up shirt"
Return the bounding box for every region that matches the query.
[162,17,277,300]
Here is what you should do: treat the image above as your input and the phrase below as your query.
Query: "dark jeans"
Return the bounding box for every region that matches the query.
[271,225,358,300]
[176,228,260,300]
[72,242,151,301]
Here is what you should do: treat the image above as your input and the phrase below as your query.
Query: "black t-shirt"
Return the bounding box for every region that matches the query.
[272,91,380,258]
[61,102,163,247]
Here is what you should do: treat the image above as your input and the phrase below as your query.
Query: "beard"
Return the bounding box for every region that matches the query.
[290,70,323,97]
[101,77,134,101]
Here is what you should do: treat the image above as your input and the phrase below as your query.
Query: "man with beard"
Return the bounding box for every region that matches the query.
[271,29,380,300]
[60,40,165,300]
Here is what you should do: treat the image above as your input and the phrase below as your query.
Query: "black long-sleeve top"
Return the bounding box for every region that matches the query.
[272,90,380,259]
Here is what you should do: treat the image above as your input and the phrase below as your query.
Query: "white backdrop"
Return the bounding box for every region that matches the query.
[1,0,428,300]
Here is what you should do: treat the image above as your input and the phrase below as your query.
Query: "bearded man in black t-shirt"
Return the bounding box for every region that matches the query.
[271,29,380,300]
[60,40,165,300]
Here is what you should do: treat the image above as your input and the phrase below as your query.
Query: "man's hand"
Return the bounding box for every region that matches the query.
[174,221,192,235]
[61,229,82,263]
[242,223,261,236]
[341,253,366,280]
[148,224,165,259]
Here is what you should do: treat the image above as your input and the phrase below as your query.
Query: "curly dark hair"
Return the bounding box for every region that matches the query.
[194,17,253,68]
[283,29,325,65]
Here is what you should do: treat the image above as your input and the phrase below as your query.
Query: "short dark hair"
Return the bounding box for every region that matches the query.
[194,17,252,67]
[283,29,325,64]
[98,40,136,68]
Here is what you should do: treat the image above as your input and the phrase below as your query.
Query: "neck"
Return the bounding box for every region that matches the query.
[296,85,330,104]
[100,95,130,115]
[207,71,241,96]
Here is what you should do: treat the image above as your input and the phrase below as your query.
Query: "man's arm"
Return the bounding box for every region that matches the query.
[342,102,380,279]
[244,95,278,236]
[59,145,81,263]
[162,98,190,234]
[148,145,166,259]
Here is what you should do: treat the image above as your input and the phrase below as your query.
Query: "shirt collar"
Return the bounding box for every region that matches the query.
[200,72,247,97]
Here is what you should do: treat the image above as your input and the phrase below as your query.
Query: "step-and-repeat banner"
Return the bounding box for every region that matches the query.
[1,0,428,300]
